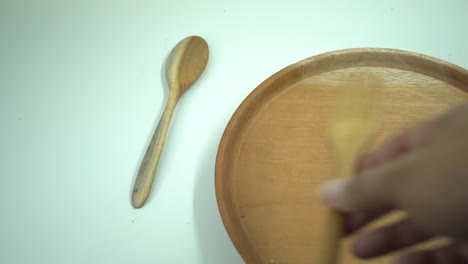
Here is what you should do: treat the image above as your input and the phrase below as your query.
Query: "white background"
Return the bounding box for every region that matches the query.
[1,1,467,263]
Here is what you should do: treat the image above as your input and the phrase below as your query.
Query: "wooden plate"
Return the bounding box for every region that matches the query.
[215,48,468,264]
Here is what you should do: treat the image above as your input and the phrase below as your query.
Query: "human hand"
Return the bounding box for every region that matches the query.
[319,103,468,263]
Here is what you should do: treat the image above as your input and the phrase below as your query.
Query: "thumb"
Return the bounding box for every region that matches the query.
[318,163,404,212]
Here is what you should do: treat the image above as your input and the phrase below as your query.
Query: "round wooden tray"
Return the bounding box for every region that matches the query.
[215,49,468,264]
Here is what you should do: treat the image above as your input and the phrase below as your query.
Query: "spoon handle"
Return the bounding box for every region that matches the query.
[132,96,177,208]
[321,76,380,263]
[320,159,354,264]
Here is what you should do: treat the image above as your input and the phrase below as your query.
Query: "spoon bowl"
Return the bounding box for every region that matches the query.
[166,36,209,97]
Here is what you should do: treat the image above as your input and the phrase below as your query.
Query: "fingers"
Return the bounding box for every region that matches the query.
[395,243,468,264]
[319,157,410,212]
[357,131,413,172]
[356,119,435,173]
[355,105,457,173]
[320,120,442,221]
[343,207,393,235]
[351,219,433,259]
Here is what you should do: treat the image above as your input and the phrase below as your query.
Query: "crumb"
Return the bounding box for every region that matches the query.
[132,220,135,223]
[449,53,452,57]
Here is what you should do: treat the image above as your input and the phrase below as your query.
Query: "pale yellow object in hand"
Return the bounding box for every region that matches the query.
[320,75,381,264]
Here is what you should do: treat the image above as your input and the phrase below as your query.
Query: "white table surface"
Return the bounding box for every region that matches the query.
[1,1,467,263]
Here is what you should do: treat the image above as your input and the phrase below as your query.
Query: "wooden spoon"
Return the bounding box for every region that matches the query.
[132,36,209,208]
[320,75,380,263]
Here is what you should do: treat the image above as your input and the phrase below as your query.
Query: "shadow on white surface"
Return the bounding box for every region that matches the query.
[193,134,244,264]
[128,58,170,206]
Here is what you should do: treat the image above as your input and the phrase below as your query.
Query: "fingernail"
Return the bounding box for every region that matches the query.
[317,178,351,211]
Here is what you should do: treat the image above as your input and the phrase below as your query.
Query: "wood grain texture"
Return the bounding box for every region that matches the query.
[132,36,208,208]
[215,48,468,263]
